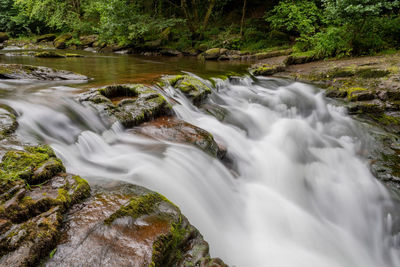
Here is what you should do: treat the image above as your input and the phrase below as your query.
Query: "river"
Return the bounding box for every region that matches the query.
[1,50,400,267]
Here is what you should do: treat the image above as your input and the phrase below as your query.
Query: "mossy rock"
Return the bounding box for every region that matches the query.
[35,34,56,43]
[0,32,9,43]
[53,34,72,49]
[45,183,226,267]
[0,105,18,139]
[356,68,390,79]
[251,63,285,76]
[79,84,172,128]
[163,75,212,106]
[34,51,65,58]
[79,35,98,47]
[202,48,225,60]
[65,53,83,58]
[0,64,88,80]
[348,100,385,115]
[0,146,90,266]
[286,51,318,65]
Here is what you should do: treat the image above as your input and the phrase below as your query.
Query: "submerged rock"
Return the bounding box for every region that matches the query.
[0,64,88,80]
[45,183,226,267]
[136,116,224,158]
[79,84,172,128]
[251,63,286,76]
[162,75,212,106]
[0,146,90,266]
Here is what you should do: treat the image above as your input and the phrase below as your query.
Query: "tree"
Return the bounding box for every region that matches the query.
[180,0,218,38]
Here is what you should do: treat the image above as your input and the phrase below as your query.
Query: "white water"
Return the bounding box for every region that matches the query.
[4,75,400,267]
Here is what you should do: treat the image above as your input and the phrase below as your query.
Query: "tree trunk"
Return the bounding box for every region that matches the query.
[240,0,247,37]
[202,0,216,31]
[181,0,197,35]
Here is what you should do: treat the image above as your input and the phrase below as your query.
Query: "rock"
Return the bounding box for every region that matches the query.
[163,75,212,106]
[0,105,18,139]
[0,33,9,43]
[197,43,208,52]
[202,48,223,60]
[325,88,348,98]
[251,63,286,76]
[348,90,376,102]
[79,84,172,128]
[0,146,90,267]
[160,49,182,57]
[79,35,98,47]
[387,89,400,101]
[35,34,56,43]
[34,51,65,58]
[182,48,198,56]
[65,53,83,58]
[355,68,390,79]
[53,34,72,49]
[136,116,222,157]
[92,41,106,49]
[0,64,88,80]
[45,183,226,267]
[348,99,385,114]
[286,51,317,65]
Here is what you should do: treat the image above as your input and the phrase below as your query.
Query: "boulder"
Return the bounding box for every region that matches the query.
[0,146,90,267]
[160,49,182,57]
[78,84,172,128]
[202,48,223,60]
[163,75,212,106]
[79,35,98,47]
[45,183,226,267]
[0,64,88,80]
[0,105,18,139]
[136,116,224,158]
[250,63,286,76]
[0,32,9,43]
[35,34,56,43]
[348,99,385,114]
[53,34,72,49]
[34,51,65,58]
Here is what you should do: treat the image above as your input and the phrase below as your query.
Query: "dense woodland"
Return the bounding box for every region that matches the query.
[1,0,400,58]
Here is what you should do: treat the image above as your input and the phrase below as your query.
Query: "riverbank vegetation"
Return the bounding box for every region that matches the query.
[0,0,400,58]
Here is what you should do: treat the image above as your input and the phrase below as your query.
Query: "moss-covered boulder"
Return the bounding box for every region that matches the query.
[79,84,172,128]
[255,48,292,60]
[251,63,286,76]
[79,35,98,47]
[34,51,65,58]
[286,51,318,65]
[45,183,226,267]
[162,75,212,106]
[348,99,385,115]
[0,32,9,43]
[202,48,223,60]
[0,64,88,80]
[136,116,225,158]
[53,34,72,49]
[35,34,56,43]
[0,146,90,266]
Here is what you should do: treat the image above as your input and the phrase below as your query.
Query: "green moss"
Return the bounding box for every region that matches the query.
[34,51,65,58]
[65,53,83,58]
[356,68,390,79]
[167,75,184,87]
[104,193,170,225]
[370,114,400,126]
[150,216,189,267]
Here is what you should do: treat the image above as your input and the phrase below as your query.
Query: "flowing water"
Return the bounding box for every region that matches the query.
[1,52,400,267]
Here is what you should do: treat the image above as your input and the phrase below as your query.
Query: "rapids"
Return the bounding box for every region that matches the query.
[1,72,400,267]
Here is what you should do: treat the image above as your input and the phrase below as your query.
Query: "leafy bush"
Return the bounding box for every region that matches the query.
[266,0,321,37]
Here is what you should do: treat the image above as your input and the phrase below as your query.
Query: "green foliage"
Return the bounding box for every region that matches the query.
[266,0,321,36]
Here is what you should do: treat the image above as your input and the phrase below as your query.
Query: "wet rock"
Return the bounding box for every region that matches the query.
[163,75,212,106]
[202,48,226,60]
[36,34,56,43]
[45,183,226,267]
[348,90,376,102]
[79,35,98,47]
[348,99,385,115]
[53,34,72,49]
[0,33,9,43]
[34,51,65,58]
[325,88,348,98]
[0,64,88,80]
[251,63,286,76]
[136,116,222,157]
[0,105,18,139]
[79,84,172,128]
[160,49,182,57]
[0,146,90,266]
[356,68,390,79]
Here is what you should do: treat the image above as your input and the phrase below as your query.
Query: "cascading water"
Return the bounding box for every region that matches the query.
[3,74,400,267]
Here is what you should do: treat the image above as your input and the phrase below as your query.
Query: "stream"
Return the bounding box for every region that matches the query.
[1,51,400,267]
